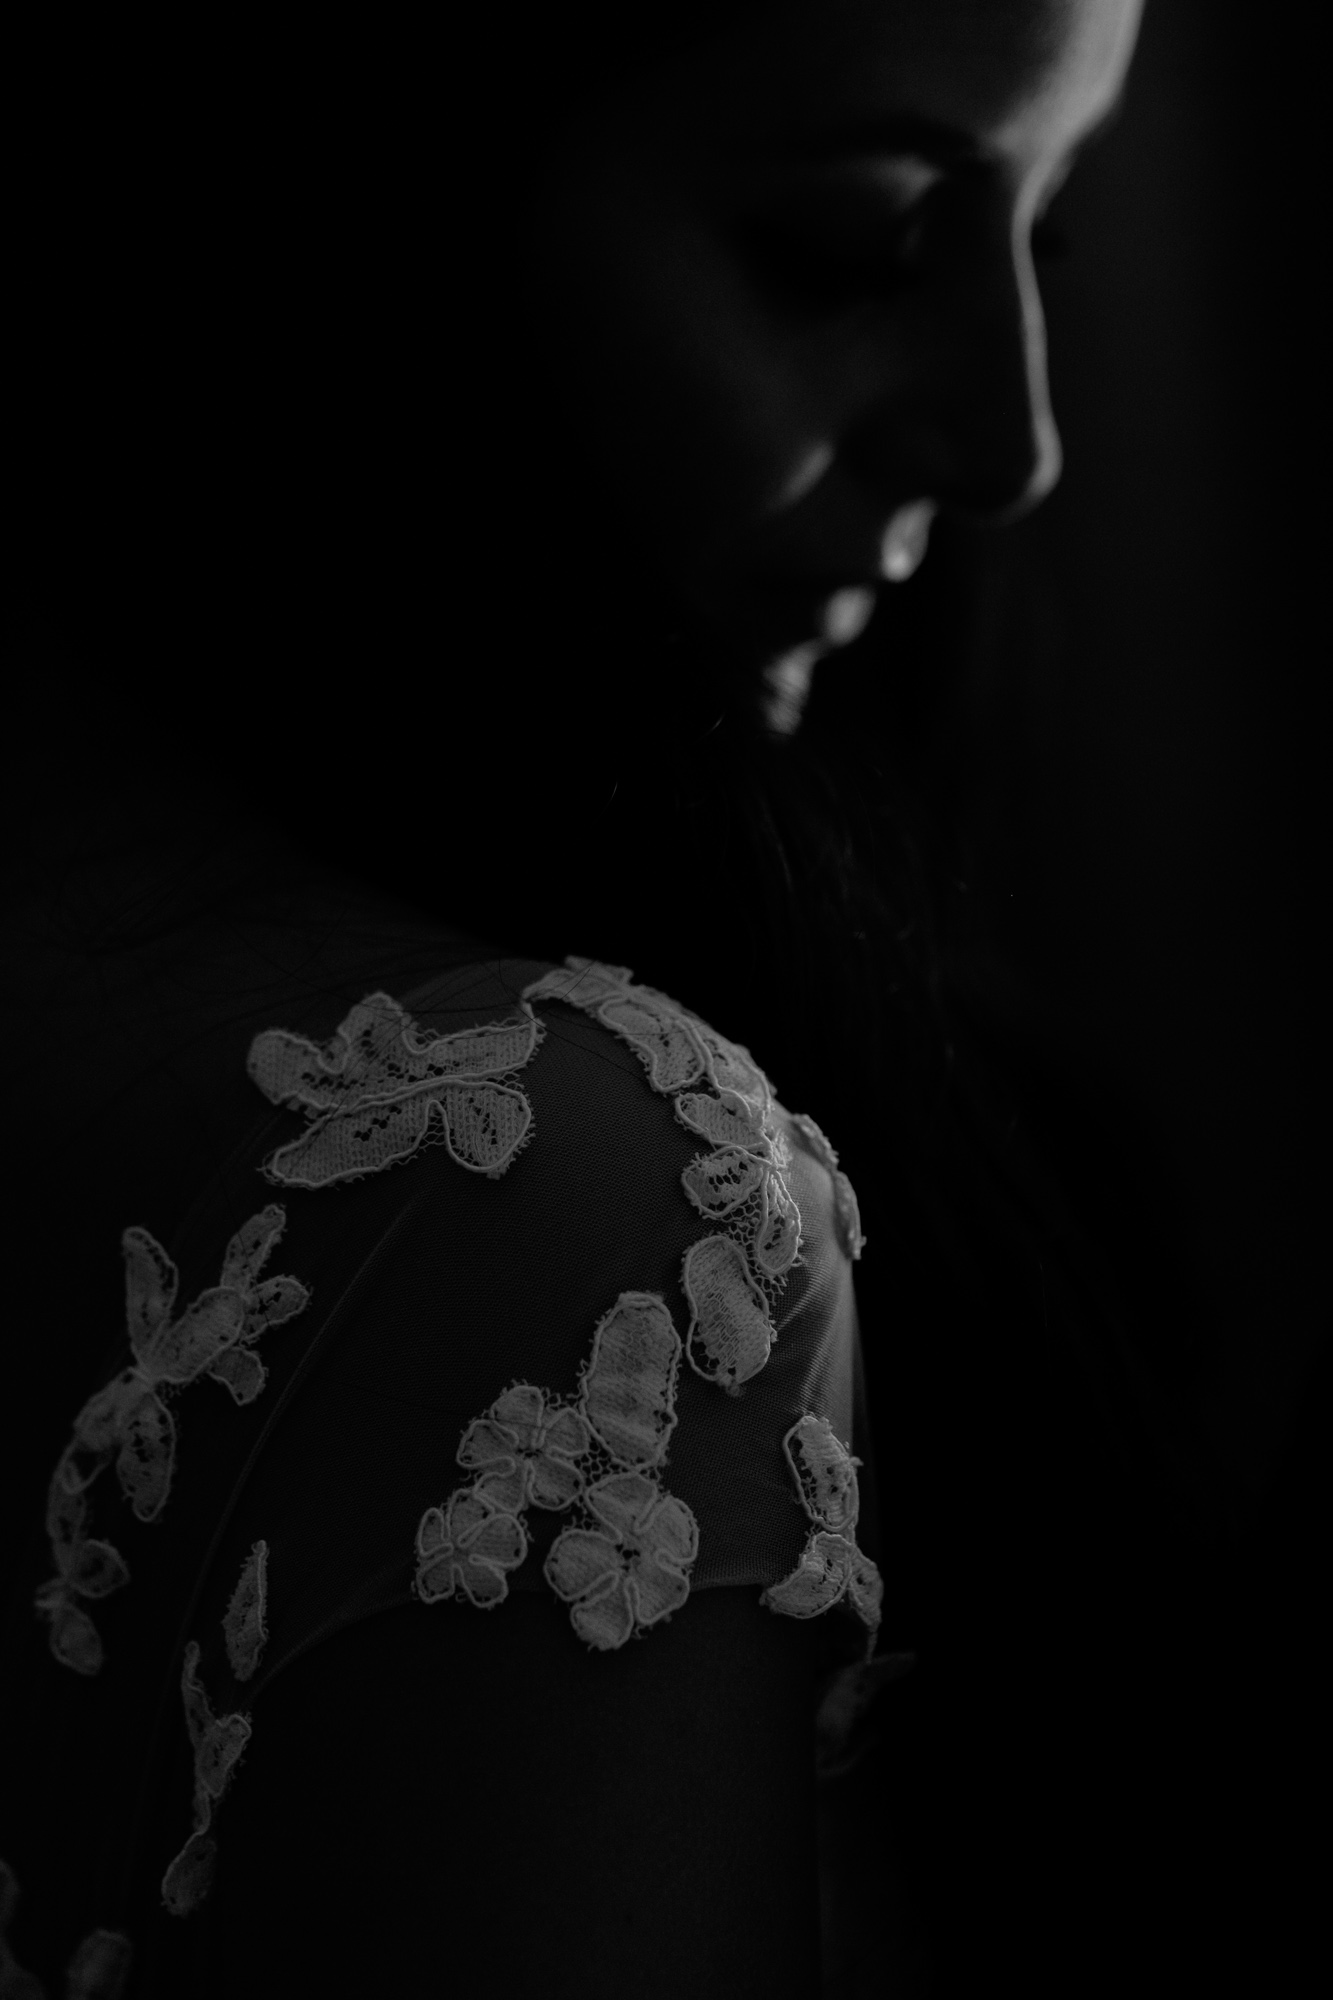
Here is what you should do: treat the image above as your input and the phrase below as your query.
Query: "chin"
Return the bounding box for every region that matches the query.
[759,645,821,738]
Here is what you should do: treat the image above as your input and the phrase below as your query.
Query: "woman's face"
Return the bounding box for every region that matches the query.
[533,0,1142,713]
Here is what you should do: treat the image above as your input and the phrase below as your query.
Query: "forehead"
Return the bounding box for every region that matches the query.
[635,0,1142,168]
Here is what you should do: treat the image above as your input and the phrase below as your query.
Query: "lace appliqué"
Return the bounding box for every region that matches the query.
[762,1415,883,1657]
[679,1234,774,1395]
[247,991,546,1188]
[522,958,818,1392]
[160,1541,269,1918]
[457,1383,592,1513]
[544,1293,698,1649]
[415,1490,529,1610]
[545,1470,698,1652]
[787,1112,865,1263]
[1,1859,134,2000]
[160,1641,252,1917]
[223,1540,269,1683]
[414,1377,600,1610]
[579,1291,681,1469]
[64,1928,135,2000]
[34,1209,309,1676]
[416,1292,698,1650]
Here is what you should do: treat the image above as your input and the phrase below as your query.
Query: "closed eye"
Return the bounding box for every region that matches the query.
[733,161,945,310]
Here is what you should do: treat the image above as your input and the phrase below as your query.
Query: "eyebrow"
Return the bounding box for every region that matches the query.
[784,110,984,169]
[778,88,1129,172]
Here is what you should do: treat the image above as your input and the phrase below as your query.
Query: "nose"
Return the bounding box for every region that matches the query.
[844,201,1063,528]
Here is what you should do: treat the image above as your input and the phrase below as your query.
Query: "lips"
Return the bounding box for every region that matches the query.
[818,585,876,646]
[693,499,936,654]
[756,503,937,641]
[880,500,936,582]
[708,575,881,654]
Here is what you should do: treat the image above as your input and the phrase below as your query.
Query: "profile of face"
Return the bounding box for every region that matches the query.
[528,0,1143,725]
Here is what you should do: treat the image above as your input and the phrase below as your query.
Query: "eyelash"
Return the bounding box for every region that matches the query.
[740,198,1073,311]
[738,211,927,308]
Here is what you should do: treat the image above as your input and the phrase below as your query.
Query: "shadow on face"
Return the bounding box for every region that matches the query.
[515,0,1141,701]
[6,1,1141,749]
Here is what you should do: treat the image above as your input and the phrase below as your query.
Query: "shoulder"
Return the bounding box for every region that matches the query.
[61,952,875,1716]
[245,949,863,1273]
[226,954,875,1616]
[237,953,865,1419]
[10,947,877,1969]
[515,956,863,1256]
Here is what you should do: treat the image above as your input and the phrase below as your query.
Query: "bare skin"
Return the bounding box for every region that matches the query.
[13,2,1147,1049]
[535,0,1142,727]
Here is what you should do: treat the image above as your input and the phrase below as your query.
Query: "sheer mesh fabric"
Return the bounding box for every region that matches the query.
[0,950,878,1992]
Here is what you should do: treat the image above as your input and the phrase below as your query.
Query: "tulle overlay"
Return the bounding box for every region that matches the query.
[2,951,877,1992]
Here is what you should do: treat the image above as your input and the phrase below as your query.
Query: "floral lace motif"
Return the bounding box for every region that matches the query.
[415,1489,529,1609]
[160,1639,253,1917]
[35,1209,308,1676]
[223,1540,269,1683]
[762,1415,883,1657]
[787,1112,865,1263]
[247,991,545,1188]
[522,958,821,1392]
[544,1470,698,1652]
[416,1291,698,1650]
[680,1234,774,1392]
[63,1926,134,2000]
[158,1540,270,1920]
[457,1383,591,1513]
[580,1292,682,1467]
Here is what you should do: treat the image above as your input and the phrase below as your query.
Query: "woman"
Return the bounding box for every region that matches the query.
[2,2,1235,1994]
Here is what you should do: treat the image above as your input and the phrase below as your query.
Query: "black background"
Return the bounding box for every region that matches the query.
[909,4,1329,1986]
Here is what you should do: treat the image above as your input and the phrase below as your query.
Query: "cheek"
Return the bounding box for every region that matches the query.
[561,213,841,564]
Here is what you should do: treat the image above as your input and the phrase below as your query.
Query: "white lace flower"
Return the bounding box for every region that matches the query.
[414,1489,528,1609]
[160,1641,252,1917]
[248,992,545,1186]
[762,1415,883,1650]
[457,1384,591,1513]
[520,959,830,1387]
[545,1471,699,1652]
[36,1208,307,1674]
